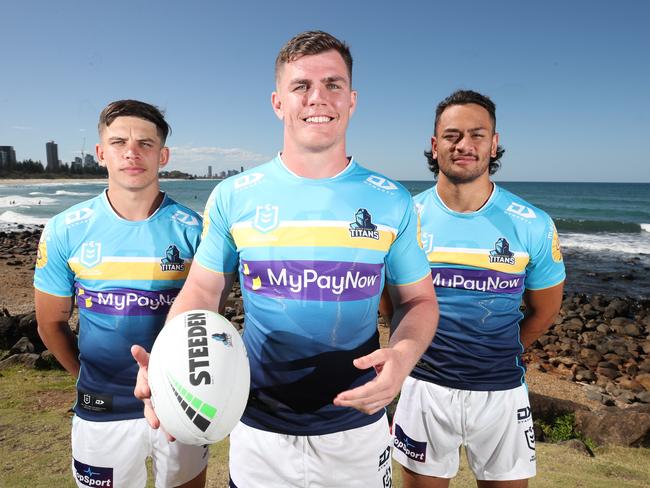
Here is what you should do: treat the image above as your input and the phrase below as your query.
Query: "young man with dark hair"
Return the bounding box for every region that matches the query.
[386,90,565,488]
[134,31,439,487]
[34,99,206,488]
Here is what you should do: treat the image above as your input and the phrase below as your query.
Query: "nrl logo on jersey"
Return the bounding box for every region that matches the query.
[364,175,398,192]
[506,202,536,220]
[80,241,102,268]
[234,172,264,190]
[65,207,94,226]
[253,204,279,233]
[420,232,434,254]
[489,237,516,265]
[349,208,379,240]
[171,210,199,226]
[160,244,185,271]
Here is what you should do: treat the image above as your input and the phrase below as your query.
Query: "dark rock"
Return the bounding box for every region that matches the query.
[528,392,589,425]
[9,337,34,354]
[637,391,650,403]
[575,405,650,447]
[0,316,19,349]
[557,439,595,457]
[0,353,40,369]
[623,323,642,337]
[636,373,650,391]
[575,369,597,382]
[35,350,65,370]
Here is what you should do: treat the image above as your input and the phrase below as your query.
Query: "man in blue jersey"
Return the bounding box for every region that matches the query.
[386,90,566,488]
[133,31,439,487]
[34,100,207,488]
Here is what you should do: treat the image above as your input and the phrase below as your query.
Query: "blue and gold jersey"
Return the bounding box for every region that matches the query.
[34,191,202,421]
[413,184,565,391]
[195,155,430,435]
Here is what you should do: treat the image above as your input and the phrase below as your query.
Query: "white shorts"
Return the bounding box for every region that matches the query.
[391,377,536,481]
[229,416,393,488]
[71,416,209,488]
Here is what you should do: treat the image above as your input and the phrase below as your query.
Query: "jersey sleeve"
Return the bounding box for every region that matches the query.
[193,183,239,273]
[524,214,566,290]
[384,196,431,286]
[33,219,75,297]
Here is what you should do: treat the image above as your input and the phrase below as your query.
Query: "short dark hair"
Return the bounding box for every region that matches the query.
[275,30,353,83]
[425,90,505,177]
[98,99,171,143]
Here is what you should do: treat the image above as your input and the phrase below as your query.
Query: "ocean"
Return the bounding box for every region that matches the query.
[1,179,649,298]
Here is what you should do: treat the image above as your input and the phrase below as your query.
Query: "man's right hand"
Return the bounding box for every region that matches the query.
[131,345,163,431]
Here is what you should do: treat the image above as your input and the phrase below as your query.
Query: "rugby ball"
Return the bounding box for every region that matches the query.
[148,310,250,445]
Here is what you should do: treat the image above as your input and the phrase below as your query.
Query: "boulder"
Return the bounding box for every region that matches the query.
[574,405,650,447]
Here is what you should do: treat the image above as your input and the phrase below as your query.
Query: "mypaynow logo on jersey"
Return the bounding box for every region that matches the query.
[241,260,383,301]
[432,268,524,294]
[74,285,180,315]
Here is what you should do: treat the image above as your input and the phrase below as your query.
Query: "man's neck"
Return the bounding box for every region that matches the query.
[105,185,164,221]
[436,176,494,213]
[280,142,349,179]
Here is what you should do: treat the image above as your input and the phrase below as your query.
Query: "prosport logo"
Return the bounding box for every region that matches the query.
[489,237,515,265]
[241,260,383,301]
[73,459,113,487]
[393,424,426,462]
[349,208,379,240]
[161,244,186,271]
[365,175,398,192]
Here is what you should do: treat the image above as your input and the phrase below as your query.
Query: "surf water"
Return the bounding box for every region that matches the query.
[2,179,649,297]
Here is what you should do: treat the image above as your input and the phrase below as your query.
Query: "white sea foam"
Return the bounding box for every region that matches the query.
[54,190,92,196]
[0,196,58,207]
[0,211,50,226]
[641,223,650,233]
[560,232,650,255]
[29,192,45,195]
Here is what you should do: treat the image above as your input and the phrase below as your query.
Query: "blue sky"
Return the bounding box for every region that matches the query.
[1,0,649,182]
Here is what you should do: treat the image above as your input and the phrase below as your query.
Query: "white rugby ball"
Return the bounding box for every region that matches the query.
[148,310,250,445]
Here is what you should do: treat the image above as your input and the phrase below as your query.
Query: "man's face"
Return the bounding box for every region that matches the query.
[96,116,169,192]
[432,103,498,184]
[272,50,357,154]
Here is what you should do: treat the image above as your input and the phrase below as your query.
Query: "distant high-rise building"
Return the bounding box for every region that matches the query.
[83,153,97,168]
[240,166,244,173]
[0,146,17,168]
[72,157,83,171]
[208,165,212,178]
[46,141,59,170]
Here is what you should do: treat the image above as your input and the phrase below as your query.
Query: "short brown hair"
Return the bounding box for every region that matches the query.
[275,30,353,83]
[98,99,171,143]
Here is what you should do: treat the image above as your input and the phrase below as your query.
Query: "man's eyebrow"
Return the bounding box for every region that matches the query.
[289,78,310,85]
[322,75,347,83]
[442,126,488,133]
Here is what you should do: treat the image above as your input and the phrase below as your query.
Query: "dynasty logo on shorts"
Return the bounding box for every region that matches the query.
[73,459,113,487]
[393,424,427,462]
[517,406,532,423]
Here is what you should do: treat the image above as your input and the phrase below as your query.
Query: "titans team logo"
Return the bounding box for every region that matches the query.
[489,237,516,265]
[160,244,185,271]
[79,241,102,268]
[420,232,434,254]
[349,208,380,240]
[253,204,279,233]
[212,332,233,347]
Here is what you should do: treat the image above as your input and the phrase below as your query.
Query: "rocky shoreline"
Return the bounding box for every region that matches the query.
[2,228,649,447]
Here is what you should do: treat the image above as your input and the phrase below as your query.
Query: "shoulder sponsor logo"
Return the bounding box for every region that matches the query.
[252,204,279,233]
[506,202,536,219]
[36,238,48,268]
[489,237,516,265]
[161,244,186,271]
[349,208,380,240]
[393,424,427,462]
[234,172,264,189]
[65,207,94,226]
[79,241,102,268]
[551,226,563,262]
[421,232,434,254]
[365,175,398,192]
[171,210,199,226]
[73,459,113,487]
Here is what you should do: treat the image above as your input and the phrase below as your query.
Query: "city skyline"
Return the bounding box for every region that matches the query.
[1,0,649,182]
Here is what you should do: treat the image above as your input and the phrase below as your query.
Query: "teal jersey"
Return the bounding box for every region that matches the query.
[412,184,565,390]
[196,156,430,435]
[34,191,202,421]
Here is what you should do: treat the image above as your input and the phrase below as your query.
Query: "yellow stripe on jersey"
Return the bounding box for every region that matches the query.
[68,259,192,281]
[231,225,395,251]
[427,250,529,273]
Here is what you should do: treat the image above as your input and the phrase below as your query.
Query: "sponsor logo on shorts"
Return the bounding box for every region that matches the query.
[241,259,383,301]
[75,285,179,316]
[489,237,515,265]
[431,268,524,294]
[393,424,426,462]
[378,446,392,487]
[73,459,113,487]
[517,406,532,423]
[77,390,113,413]
[365,175,398,192]
[160,244,186,272]
[349,208,379,240]
[524,425,536,451]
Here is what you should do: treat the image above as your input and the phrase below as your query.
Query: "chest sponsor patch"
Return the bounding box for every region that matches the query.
[75,285,180,315]
[431,267,524,294]
[240,259,383,301]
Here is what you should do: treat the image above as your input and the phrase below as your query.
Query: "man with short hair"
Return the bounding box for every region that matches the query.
[34,99,206,488]
[386,90,565,488]
[134,30,439,487]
